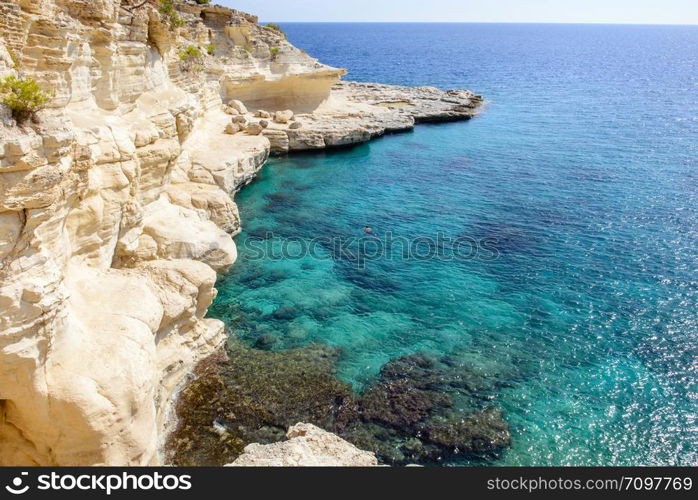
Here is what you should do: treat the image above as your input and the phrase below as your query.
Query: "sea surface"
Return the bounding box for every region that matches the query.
[210,23,698,465]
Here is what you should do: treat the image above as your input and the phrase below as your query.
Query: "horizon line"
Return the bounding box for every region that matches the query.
[259,21,698,26]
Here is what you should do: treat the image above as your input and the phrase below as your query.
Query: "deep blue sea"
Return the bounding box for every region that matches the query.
[211,24,698,465]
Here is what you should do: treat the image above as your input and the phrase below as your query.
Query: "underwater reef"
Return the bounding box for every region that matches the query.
[167,339,511,466]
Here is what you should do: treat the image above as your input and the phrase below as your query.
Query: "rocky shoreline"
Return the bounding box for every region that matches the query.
[0,0,486,466]
[221,80,482,156]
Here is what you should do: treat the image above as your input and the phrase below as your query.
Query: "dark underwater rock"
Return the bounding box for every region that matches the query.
[349,354,510,465]
[270,305,299,321]
[167,344,511,466]
[254,333,279,350]
[420,408,511,456]
[360,378,453,428]
[166,341,358,466]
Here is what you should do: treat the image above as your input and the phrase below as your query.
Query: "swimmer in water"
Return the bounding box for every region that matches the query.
[364,226,373,234]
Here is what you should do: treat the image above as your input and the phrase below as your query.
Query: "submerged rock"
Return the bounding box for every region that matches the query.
[360,378,453,428]
[166,341,359,466]
[167,345,510,466]
[345,354,510,465]
[420,408,511,456]
[254,333,279,350]
[270,305,299,320]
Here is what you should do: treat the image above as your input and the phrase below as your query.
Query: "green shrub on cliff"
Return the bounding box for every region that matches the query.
[194,0,211,4]
[178,45,204,72]
[265,23,286,37]
[179,45,202,60]
[207,44,216,56]
[0,75,53,123]
[159,0,185,29]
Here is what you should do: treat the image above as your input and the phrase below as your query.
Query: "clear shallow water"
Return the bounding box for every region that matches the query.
[210,24,698,465]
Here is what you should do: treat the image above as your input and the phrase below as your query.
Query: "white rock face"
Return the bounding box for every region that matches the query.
[229,424,379,467]
[0,0,482,467]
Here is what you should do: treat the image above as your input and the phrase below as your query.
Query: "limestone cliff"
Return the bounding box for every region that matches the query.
[0,0,482,466]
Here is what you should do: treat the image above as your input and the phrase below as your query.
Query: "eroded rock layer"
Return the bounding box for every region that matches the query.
[0,0,483,466]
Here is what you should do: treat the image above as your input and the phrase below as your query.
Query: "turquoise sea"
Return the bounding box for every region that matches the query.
[210,24,698,465]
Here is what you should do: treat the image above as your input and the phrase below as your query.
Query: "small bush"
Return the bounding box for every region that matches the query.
[207,44,216,56]
[179,45,202,61]
[265,23,286,37]
[178,45,204,72]
[270,47,280,55]
[159,0,185,29]
[0,75,53,122]
[194,0,211,4]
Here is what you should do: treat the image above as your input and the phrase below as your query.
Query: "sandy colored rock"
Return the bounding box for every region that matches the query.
[229,424,378,467]
[228,100,248,115]
[246,123,264,136]
[231,115,250,127]
[225,123,241,135]
[274,110,295,124]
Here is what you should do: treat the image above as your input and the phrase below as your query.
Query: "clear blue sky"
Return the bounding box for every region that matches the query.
[219,0,698,24]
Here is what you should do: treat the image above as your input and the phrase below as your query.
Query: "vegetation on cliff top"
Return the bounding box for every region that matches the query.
[177,45,204,72]
[0,75,53,123]
[265,23,287,38]
[159,0,185,28]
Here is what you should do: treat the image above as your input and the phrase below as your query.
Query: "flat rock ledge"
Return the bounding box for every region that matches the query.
[226,81,483,155]
[334,81,484,123]
[227,424,379,467]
